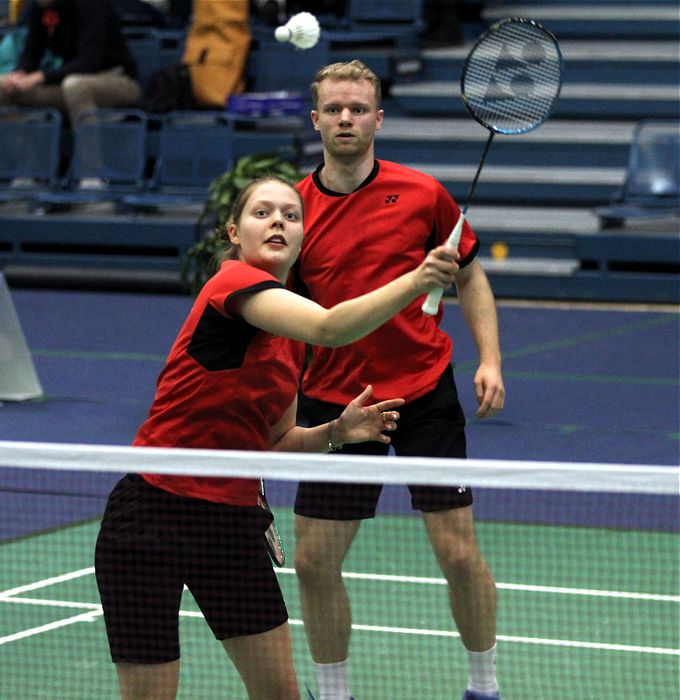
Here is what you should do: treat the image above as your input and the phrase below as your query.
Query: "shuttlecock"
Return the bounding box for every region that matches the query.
[274,11,320,49]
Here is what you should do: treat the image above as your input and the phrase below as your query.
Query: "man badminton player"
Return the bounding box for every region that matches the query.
[94,176,458,700]
[293,61,505,700]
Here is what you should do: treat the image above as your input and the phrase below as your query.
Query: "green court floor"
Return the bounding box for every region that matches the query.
[1,508,677,699]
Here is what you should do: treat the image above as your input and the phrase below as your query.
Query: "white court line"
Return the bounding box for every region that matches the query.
[0,608,102,645]
[0,566,95,598]
[1,568,677,654]
[2,566,677,603]
[336,623,680,656]
[281,569,680,603]
[2,596,101,610]
[1,597,676,656]
[338,570,679,603]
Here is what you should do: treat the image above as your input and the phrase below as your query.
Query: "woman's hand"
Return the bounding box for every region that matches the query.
[3,70,45,94]
[333,385,405,447]
[411,244,459,294]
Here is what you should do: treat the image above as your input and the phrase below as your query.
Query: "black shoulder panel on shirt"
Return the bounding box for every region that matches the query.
[187,305,259,371]
[459,239,480,269]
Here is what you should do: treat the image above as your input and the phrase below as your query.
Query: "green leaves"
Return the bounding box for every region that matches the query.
[181,153,304,296]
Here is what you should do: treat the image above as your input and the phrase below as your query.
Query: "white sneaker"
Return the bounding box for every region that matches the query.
[10,177,37,188]
[78,177,106,190]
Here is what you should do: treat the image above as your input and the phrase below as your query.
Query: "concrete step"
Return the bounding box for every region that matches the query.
[389,81,680,119]
[492,0,678,5]
[462,205,600,234]
[419,40,680,85]
[481,4,680,39]
[375,118,636,167]
[407,162,624,205]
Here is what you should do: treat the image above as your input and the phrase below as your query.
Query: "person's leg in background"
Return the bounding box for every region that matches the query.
[0,68,140,125]
[60,67,141,126]
[59,68,141,188]
[0,82,65,111]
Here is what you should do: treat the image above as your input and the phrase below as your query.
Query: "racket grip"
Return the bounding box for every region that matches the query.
[421,213,466,315]
[421,288,444,315]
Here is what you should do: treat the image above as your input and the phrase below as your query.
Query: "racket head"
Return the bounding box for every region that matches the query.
[461,17,564,135]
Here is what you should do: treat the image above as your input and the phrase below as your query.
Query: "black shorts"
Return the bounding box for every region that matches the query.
[294,365,473,520]
[95,475,288,664]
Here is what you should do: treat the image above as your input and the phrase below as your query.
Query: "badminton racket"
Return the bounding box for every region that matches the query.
[422,17,563,315]
[258,479,286,567]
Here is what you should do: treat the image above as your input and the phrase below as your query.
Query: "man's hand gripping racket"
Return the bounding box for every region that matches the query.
[422,17,564,315]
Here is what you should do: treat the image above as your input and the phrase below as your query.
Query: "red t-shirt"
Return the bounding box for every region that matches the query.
[137,261,305,505]
[296,159,479,405]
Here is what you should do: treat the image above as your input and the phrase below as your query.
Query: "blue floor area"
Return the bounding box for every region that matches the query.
[1,288,678,538]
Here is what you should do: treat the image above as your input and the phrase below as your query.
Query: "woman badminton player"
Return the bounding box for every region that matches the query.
[94,176,458,700]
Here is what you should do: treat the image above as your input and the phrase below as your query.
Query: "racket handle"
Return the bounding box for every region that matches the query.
[421,213,466,315]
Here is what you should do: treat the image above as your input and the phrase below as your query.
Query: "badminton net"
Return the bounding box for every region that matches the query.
[0,440,677,699]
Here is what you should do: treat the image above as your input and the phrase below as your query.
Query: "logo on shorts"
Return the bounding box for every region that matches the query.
[384,194,399,204]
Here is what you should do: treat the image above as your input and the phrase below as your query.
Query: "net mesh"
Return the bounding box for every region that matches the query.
[462,19,563,134]
[1,441,677,699]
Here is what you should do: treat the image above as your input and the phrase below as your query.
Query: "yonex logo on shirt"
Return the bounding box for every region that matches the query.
[385,194,399,204]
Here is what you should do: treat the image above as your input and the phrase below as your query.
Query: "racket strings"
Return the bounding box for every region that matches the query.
[463,22,562,134]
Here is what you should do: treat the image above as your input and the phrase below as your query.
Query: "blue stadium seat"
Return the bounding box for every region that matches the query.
[125,28,186,93]
[120,111,234,212]
[247,34,331,93]
[596,119,680,228]
[341,0,424,45]
[32,109,148,211]
[347,0,424,26]
[0,108,62,203]
[321,0,424,79]
[124,29,162,93]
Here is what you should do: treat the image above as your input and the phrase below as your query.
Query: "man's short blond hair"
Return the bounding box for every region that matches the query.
[310,60,381,110]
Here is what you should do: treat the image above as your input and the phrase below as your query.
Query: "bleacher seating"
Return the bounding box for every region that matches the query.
[0,0,677,302]
[32,109,148,212]
[596,120,680,228]
[0,108,62,204]
[385,0,679,301]
[120,111,234,212]
[322,0,424,83]
[246,0,425,92]
[246,33,331,94]
[482,1,679,40]
[343,0,425,40]
[124,28,186,93]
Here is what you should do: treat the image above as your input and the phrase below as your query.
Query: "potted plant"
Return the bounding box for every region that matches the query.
[181,153,304,295]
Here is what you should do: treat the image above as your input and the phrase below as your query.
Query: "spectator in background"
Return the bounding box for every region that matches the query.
[0,0,141,128]
[8,0,27,23]
[182,0,250,109]
[0,0,61,77]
